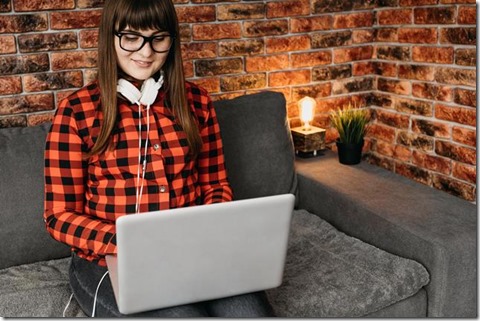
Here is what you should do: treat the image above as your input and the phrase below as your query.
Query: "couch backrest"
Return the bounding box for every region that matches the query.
[213,91,297,200]
[0,123,71,270]
[0,91,297,269]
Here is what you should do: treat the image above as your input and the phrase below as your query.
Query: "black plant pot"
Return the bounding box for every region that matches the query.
[336,139,364,165]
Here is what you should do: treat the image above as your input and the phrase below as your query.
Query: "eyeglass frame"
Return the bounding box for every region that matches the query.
[114,31,175,53]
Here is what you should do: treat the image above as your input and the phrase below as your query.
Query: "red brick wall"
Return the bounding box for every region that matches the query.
[368,0,476,201]
[0,0,476,201]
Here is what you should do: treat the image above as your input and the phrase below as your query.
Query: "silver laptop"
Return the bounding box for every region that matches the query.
[105,193,295,315]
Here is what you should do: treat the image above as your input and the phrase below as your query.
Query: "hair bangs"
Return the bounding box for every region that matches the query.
[116,0,175,35]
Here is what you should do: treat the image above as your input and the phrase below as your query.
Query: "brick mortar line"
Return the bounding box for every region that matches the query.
[363,147,474,185]
[371,153,477,189]
[374,42,474,47]
[311,89,371,98]
[374,42,476,48]
[8,8,101,14]
[371,88,476,107]
[371,143,475,161]
[367,106,465,126]
[375,75,476,91]
[374,23,474,26]
[0,110,54,117]
[2,5,474,17]
[370,105,476,131]
[372,58,476,71]
[382,153,475,181]
[14,86,84,96]
[375,4,474,9]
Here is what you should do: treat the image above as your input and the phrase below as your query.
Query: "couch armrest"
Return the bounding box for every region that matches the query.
[295,151,476,317]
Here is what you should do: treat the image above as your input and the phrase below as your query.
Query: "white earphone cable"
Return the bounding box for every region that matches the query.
[137,104,150,213]
[63,292,74,317]
[117,76,161,214]
[135,103,151,214]
[135,103,143,213]
[91,270,109,317]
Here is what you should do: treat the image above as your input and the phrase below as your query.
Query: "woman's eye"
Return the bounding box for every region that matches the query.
[124,35,140,42]
[153,37,166,43]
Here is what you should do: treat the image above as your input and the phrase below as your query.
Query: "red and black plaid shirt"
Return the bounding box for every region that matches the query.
[44,81,233,266]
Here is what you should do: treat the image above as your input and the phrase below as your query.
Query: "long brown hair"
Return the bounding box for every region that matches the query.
[90,0,202,158]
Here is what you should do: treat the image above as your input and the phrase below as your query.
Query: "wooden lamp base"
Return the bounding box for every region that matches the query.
[291,126,326,157]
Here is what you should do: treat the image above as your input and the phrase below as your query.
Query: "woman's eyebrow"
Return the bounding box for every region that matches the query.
[121,29,170,36]
[152,31,170,36]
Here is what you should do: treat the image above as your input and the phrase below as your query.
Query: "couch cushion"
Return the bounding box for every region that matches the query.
[0,124,71,270]
[266,210,430,317]
[0,257,86,317]
[213,92,297,200]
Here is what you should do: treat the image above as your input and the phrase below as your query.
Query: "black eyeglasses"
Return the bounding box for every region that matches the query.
[115,32,174,53]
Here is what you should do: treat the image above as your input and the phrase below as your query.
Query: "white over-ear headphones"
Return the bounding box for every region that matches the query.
[117,73,164,107]
[116,73,164,213]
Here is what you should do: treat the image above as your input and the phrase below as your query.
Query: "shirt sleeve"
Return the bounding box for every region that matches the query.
[44,99,117,257]
[197,95,234,204]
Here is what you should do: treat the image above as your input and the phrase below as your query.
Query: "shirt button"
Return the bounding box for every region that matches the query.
[159,185,166,193]
[153,144,160,151]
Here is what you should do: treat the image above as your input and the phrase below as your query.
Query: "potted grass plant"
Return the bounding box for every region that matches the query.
[330,103,369,165]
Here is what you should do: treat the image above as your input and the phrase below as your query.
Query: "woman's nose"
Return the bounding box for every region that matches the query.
[138,40,154,56]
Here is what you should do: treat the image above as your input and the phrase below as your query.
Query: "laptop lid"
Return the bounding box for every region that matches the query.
[106,193,295,315]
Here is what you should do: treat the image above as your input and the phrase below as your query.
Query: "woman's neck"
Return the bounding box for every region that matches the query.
[118,70,162,88]
[118,72,143,88]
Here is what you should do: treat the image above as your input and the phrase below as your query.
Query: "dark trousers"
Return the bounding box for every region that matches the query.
[69,253,275,317]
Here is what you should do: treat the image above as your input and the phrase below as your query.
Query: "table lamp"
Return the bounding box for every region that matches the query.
[291,96,326,157]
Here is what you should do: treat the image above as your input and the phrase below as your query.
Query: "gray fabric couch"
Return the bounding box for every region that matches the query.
[0,91,475,317]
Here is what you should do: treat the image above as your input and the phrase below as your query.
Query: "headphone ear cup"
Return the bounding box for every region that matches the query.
[139,77,162,106]
[139,78,156,106]
[117,79,142,104]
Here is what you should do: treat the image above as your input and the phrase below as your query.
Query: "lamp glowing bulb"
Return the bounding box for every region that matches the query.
[298,96,316,131]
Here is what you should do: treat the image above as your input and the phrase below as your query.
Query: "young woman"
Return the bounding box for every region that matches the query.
[44,0,274,317]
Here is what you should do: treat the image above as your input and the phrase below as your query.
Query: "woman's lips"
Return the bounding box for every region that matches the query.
[133,59,153,67]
